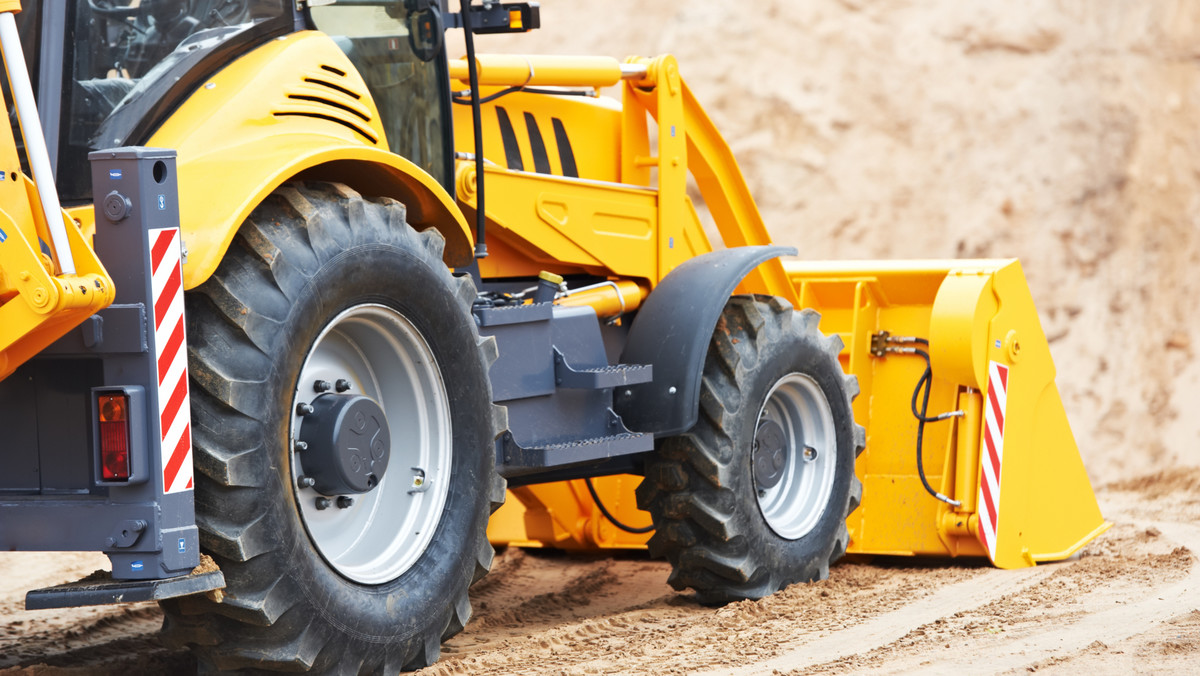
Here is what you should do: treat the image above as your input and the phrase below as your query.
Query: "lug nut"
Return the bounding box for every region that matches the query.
[297,475,315,489]
[336,496,354,509]
[294,440,308,452]
[335,379,352,393]
[313,380,331,393]
[315,497,331,510]
[296,402,314,416]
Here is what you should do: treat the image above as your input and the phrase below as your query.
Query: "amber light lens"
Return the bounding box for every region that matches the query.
[98,393,131,481]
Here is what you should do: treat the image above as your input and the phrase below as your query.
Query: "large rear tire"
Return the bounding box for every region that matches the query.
[636,296,864,604]
[161,182,505,672]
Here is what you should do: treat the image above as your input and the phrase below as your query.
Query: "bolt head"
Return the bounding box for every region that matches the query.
[294,440,308,452]
[297,475,315,489]
[315,497,331,510]
[335,379,352,393]
[336,496,354,509]
[296,402,314,416]
[313,380,332,393]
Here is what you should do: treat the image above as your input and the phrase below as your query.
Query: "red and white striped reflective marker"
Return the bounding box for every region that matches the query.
[150,227,193,494]
[977,360,1008,560]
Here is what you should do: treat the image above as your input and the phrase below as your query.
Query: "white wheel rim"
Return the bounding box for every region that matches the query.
[754,373,838,540]
[290,304,452,585]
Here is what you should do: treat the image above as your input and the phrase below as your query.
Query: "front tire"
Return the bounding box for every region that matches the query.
[637,296,865,604]
[161,182,505,672]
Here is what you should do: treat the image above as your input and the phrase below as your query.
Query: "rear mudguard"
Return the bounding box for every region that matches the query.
[615,245,796,437]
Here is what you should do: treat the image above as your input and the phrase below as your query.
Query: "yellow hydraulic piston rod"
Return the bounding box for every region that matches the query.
[557,280,646,321]
[449,54,646,89]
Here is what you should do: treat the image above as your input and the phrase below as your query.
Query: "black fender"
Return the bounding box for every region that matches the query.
[615,245,797,436]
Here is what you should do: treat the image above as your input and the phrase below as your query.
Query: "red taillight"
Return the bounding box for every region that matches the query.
[98,393,131,481]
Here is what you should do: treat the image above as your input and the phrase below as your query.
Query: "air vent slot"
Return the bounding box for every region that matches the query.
[273,112,378,144]
[303,77,362,100]
[286,94,370,122]
[321,64,346,77]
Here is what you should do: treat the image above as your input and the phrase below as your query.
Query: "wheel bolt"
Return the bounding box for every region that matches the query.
[297,475,315,489]
[336,496,354,509]
[335,378,352,393]
[315,497,331,510]
[294,440,308,452]
[296,402,314,416]
[313,380,331,393]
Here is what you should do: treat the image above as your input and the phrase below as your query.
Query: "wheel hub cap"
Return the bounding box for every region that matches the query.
[298,394,391,495]
[753,419,787,489]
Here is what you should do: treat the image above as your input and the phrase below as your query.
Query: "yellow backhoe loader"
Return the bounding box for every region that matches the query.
[0,0,1108,671]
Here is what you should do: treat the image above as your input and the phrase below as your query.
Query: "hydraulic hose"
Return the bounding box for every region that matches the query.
[882,336,963,507]
[584,477,654,534]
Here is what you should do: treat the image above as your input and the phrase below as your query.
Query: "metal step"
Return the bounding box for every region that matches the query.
[500,430,655,476]
[26,567,225,610]
[554,349,653,389]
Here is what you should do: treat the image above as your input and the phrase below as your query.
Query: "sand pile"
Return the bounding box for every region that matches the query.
[474,0,1200,484]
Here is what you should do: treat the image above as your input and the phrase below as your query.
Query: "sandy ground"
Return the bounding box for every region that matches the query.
[4,0,1200,673]
[1,474,1196,674]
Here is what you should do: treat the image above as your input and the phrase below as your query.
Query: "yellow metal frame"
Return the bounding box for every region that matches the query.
[449,54,795,304]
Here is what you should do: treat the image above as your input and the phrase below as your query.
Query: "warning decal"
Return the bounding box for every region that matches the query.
[977,360,1008,560]
[149,227,193,494]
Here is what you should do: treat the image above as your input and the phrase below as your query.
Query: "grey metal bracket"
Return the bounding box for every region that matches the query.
[553,348,652,389]
[26,568,225,610]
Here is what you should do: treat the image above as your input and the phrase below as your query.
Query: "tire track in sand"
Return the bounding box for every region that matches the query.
[716,518,1199,675]
[702,562,1058,676]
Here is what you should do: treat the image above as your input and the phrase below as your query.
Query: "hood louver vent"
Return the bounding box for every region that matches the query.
[273,65,377,144]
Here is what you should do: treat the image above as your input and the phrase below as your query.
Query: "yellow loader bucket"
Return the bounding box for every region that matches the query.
[488,258,1110,568]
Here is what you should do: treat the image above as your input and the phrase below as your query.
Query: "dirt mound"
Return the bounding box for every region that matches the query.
[1105,466,1200,497]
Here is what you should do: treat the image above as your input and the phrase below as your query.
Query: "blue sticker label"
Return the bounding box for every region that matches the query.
[109,169,122,180]
[158,194,166,210]
[131,560,144,572]
[178,538,186,554]
[0,227,6,244]
[995,339,1002,349]
[0,171,6,181]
